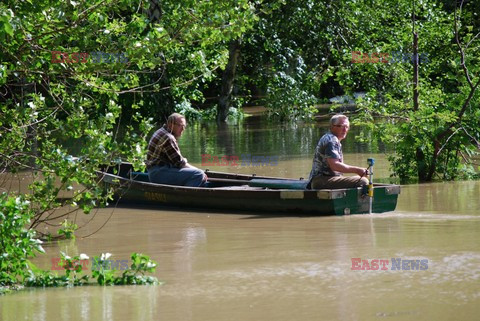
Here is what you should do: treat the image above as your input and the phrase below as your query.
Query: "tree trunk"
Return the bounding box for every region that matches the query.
[416,147,428,181]
[217,39,241,122]
[146,0,162,23]
[413,32,419,111]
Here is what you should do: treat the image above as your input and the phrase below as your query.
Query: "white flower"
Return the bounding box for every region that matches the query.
[101,252,112,260]
[15,197,29,206]
[79,253,89,260]
[146,262,156,268]
[104,29,110,34]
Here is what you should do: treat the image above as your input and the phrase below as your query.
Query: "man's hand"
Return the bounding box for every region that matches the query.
[354,167,368,177]
[184,163,208,181]
[327,158,368,177]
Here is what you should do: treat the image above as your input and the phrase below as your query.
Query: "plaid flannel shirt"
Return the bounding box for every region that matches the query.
[146,125,187,168]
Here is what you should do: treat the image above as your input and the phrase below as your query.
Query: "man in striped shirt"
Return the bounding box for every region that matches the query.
[146,113,207,187]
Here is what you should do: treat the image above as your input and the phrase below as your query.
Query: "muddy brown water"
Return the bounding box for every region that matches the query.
[1,117,479,321]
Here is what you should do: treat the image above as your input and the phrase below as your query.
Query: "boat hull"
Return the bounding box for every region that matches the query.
[98,163,400,216]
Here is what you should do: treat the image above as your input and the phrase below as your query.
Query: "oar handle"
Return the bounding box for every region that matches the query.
[367,158,375,213]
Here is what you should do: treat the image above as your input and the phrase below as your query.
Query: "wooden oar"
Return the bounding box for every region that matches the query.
[207,177,250,185]
[208,177,308,190]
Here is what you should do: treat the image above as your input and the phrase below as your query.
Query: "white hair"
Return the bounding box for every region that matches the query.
[330,114,349,126]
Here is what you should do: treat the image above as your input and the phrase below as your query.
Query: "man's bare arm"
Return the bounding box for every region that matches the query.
[327,158,367,177]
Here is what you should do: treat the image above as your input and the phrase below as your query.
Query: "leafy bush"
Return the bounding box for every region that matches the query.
[24,252,159,288]
[265,71,318,121]
[0,194,45,286]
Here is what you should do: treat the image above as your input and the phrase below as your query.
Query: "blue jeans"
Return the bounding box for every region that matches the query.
[148,165,206,187]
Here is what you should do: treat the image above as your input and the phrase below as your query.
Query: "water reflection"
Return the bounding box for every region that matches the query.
[176,112,397,185]
[181,113,382,169]
[398,180,480,215]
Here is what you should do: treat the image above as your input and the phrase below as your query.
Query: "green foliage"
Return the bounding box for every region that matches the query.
[0,5,479,298]
[354,82,480,182]
[90,252,159,286]
[239,0,325,120]
[24,252,159,287]
[265,71,318,120]
[337,0,480,181]
[225,107,245,124]
[0,194,44,286]
[58,220,78,240]
[1,0,240,292]
[91,253,116,285]
[230,0,479,180]
[0,0,258,235]
[113,253,159,285]
[174,99,244,123]
[24,270,70,287]
[0,286,12,295]
[59,252,90,286]
[174,99,204,121]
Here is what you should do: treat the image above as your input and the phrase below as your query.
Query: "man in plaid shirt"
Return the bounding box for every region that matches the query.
[146,113,207,187]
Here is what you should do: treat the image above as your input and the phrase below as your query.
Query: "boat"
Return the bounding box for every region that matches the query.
[97,162,400,216]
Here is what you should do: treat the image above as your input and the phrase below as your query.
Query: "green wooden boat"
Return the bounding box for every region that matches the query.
[98,162,400,216]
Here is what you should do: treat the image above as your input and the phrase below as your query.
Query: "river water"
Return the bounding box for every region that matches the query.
[1,112,479,320]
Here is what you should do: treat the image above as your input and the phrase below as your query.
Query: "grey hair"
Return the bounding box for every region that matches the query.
[167,113,185,126]
[329,114,349,126]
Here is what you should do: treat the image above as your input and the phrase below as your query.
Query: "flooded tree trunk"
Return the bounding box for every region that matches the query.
[412,6,428,180]
[217,39,241,122]
[413,33,419,111]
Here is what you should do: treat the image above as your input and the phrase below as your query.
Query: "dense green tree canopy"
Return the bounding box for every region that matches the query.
[225,0,480,181]
[0,0,259,234]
